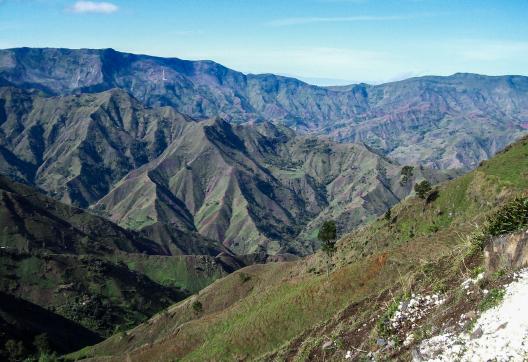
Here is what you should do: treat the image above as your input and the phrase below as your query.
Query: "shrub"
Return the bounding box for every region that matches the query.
[400,166,414,185]
[34,333,51,355]
[467,197,528,254]
[318,220,337,276]
[471,266,485,279]
[318,220,337,251]
[192,300,203,314]
[426,189,440,204]
[414,180,432,199]
[428,224,439,233]
[377,297,402,338]
[239,273,251,283]
[486,197,528,237]
[4,340,27,362]
[384,208,392,222]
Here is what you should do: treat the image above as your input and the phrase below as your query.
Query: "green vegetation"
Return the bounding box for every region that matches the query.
[239,272,251,283]
[64,138,528,360]
[319,220,337,276]
[479,288,506,312]
[192,300,203,314]
[465,196,528,254]
[318,220,337,257]
[414,180,432,199]
[121,255,225,293]
[33,333,51,355]
[384,208,392,222]
[400,165,414,185]
[4,340,27,362]
[377,297,403,338]
[485,196,528,237]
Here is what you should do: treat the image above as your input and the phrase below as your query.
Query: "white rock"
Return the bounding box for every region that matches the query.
[415,268,528,362]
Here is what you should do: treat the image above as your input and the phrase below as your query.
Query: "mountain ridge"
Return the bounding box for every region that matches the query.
[0,84,454,255]
[2,47,527,170]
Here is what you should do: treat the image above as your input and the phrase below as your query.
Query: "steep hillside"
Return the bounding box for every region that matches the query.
[0,84,452,254]
[95,118,452,255]
[0,86,195,208]
[2,48,527,169]
[0,174,163,255]
[71,136,528,361]
[0,175,238,359]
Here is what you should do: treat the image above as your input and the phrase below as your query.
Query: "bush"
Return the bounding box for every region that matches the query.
[4,340,27,362]
[467,197,528,254]
[384,208,392,222]
[426,189,439,204]
[414,180,432,199]
[192,300,203,314]
[34,333,51,355]
[486,197,528,237]
[400,166,414,185]
[319,220,337,276]
[238,273,251,283]
[377,297,402,338]
[319,220,337,257]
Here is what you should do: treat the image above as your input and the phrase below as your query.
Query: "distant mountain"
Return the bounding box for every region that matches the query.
[1,47,527,169]
[0,86,195,208]
[0,85,453,254]
[94,117,452,255]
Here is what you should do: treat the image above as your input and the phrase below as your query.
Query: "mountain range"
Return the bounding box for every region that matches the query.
[0,173,251,355]
[1,47,527,170]
[0,85,453,255]
[1,47,527,359]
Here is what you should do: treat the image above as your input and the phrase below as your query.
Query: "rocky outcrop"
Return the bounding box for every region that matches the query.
[484,229,528,272]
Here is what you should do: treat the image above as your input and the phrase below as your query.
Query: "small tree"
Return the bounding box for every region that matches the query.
[400,165,414,186]
[4,340,26,362]
[414,180,432,199]
[318,220,337,276]
[192,300,203,314]
[33,333,51,356]
[384,208,392,222]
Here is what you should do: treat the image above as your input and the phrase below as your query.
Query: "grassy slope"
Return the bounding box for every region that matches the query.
[71,136,528,361]
[120,254,227,294]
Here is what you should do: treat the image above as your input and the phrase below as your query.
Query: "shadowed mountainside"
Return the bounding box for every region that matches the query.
[0,175,241,351]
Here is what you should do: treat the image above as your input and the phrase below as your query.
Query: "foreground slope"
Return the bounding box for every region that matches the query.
[72,136,528,361]
[2,47,527,169]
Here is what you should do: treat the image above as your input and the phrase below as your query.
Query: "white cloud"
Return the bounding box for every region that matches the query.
[454,40,528,62]
[267,15,408,27]
[70,1,118,14]
[168,46,406,84]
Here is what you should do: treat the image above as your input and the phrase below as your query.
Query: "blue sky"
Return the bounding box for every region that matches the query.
[1,0,527,85]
